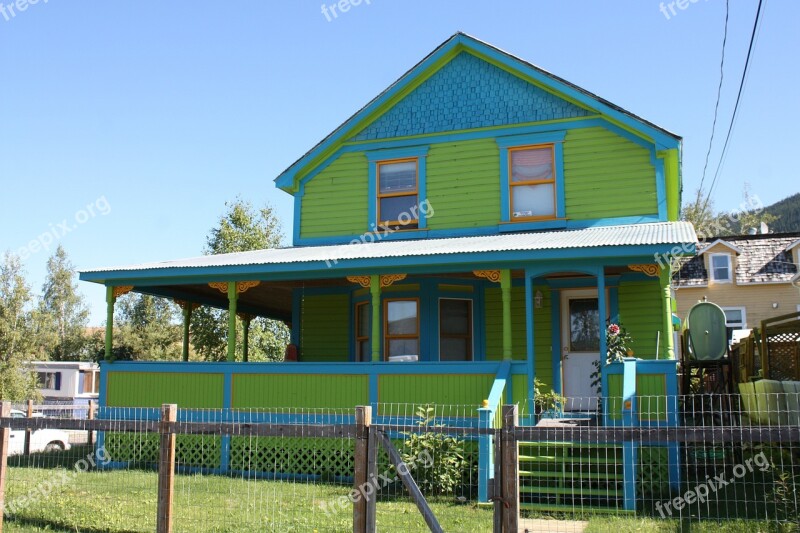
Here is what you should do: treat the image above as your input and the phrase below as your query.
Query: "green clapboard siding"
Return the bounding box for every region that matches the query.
[563,127,657,219]
[232,374,368,409]
[607,374,623,421]
[618,280,662,359]
[105,372,224,408]
[425,138,501,229]
[484,286,527,361]
[637,374,668,421]
[300,294,350,362]
[378,374,493,408]
[300,152,368,238]
[511,373,529,413]
[533,286,553,390]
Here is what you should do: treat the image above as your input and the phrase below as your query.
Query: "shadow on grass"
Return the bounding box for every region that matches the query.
[6,514,144,533]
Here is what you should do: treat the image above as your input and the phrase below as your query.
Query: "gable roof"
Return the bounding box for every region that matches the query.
[675,232,800,287]
[697,239,743,255]
[275,32,681,193]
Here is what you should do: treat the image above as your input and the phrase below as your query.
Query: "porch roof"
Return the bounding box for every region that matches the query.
[81,221,696,283]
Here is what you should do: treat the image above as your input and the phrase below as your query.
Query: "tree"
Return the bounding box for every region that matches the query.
[38,245,91,360]
[0,252,41,400]
[191,199,290,361]
[112,293,182,361]
[727,183,779,234]
[681,189,731,239]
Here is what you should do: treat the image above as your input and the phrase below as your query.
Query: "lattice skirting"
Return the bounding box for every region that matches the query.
[638,446,670,497]
[229,436,355,479]
[104,433,221,470]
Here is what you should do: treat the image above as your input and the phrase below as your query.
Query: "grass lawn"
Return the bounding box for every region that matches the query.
[2,449,795,532]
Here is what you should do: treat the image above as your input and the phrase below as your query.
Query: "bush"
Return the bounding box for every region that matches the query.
[399,405,469,496]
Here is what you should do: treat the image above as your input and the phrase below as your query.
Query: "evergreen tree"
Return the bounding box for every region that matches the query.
[191,198,289,361]
[38,245,90,360]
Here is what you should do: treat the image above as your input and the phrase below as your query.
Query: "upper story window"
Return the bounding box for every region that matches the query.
[509,145,556,220]
[709,253,732,283]
[378,158,419,230]
[497,131,566,230]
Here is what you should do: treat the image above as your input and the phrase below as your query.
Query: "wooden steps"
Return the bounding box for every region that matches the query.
[518,441,626,513]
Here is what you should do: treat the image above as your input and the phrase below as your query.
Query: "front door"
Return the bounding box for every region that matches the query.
[561,289,601,411]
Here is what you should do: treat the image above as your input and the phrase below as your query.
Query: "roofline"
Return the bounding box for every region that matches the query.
[786,239,800,252]
[698,239,743,255]
[274,32,682,193]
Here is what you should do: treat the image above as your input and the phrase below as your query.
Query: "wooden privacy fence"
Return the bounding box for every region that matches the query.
[732,311,800,383]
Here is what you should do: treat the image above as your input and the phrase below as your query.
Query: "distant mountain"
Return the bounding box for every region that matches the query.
[764,192,800,233]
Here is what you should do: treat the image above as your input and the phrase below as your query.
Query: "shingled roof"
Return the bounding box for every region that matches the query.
[674,232,800,287]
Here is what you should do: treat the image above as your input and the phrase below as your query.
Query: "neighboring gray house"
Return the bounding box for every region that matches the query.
[27,361,100,404]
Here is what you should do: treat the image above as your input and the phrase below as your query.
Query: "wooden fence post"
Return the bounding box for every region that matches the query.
[0,401,11,532]
[157,404,177,533]
[87,401,96,448]
[23,400,33,457]
[353,406,371,533]
[500,405,519,533]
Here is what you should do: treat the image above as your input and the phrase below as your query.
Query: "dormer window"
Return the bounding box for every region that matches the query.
[509,145,556,220]
[709,253,732,283]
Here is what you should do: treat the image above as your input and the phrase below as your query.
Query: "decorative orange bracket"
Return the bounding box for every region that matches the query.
[473,270,501,283]
[208,281,261,294]
[628,264,661,278]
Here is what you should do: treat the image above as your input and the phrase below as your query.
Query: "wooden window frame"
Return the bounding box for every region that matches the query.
[709,253,732,283]
[377,157,419,229]
[383,297,420,361]
[508,144,557,222]
[355,301,370,362]
[438,297,474,362]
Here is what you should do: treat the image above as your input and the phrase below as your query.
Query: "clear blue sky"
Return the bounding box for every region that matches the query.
[2,0,797,325]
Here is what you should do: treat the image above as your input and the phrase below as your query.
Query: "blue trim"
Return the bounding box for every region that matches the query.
[293,193,303,246]
[220,373,232,474]
[609,286,619,325]
[275,34,680,191]
[597,266,607,362]
[550,289,561,394]
[291,289,302,345]
[524,272,535,405]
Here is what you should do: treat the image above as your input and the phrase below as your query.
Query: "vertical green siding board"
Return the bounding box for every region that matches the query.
[533,286,553,389]
[607,374,623,421]
[232,374,368,409]
[485,286,527,361]
[105,372,224,408]
[618,280,662,359]
[637,374,668,421]
[299,294,350,361]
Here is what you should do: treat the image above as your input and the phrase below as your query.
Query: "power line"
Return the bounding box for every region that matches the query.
[703,0,767,211]
[697,0,730,200]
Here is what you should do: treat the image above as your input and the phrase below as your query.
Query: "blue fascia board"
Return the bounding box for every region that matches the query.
[79,244,693,287]
[276,34,679,192]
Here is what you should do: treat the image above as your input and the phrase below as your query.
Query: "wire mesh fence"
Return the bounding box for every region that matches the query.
[0,395,797,532]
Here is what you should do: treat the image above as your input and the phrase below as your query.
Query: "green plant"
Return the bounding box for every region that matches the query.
[399,405,469,496]
[590,323,634,395]
[533,378,566,415]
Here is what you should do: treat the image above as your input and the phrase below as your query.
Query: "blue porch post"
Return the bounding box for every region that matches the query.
[621,358,639,511]
[477,406,493,502]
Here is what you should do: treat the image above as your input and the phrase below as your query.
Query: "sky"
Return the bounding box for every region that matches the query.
[2,0,798,325]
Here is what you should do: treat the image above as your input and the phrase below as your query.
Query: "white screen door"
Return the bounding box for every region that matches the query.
[561,289,601,411]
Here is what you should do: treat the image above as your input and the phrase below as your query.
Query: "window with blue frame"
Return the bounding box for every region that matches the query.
[384,298,420,361]
[439,298,473,361]
[377,159,419,230]
[497,131,566,229]
[355,301,370,362]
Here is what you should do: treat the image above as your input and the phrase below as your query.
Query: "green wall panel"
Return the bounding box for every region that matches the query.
[637,374,668,421]
[378,374,493,409]
[618,280,662,359]
[484,286,527,361]
[300,152,368,238]
[607,374,623,421]
[563,127,657,219]
[533,287,553,389]
[299,294,350,362]
[105,372,224,408]
[232,374,368,409]
[425,138,501,229]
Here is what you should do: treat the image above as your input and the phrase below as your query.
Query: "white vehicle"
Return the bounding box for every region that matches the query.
[8,409,71,454]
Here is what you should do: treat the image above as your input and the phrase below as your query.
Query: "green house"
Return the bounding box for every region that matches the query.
[80,33,694,509]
